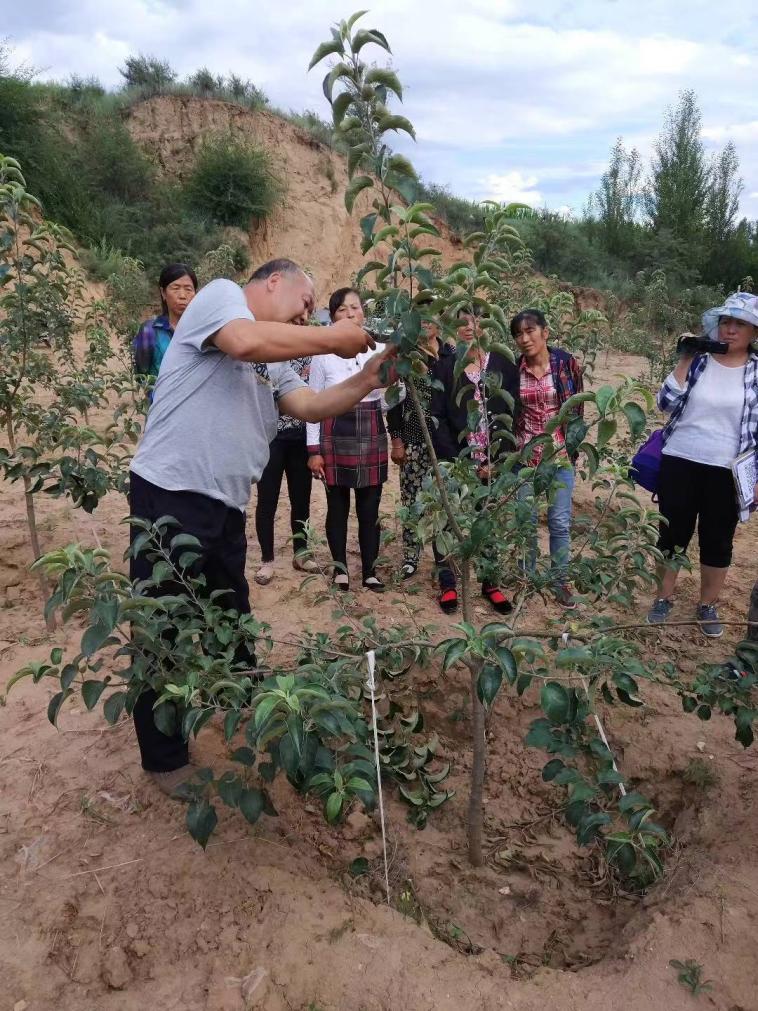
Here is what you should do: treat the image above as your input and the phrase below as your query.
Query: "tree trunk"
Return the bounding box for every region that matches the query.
[462,560,486,866]
[6,413,55,632]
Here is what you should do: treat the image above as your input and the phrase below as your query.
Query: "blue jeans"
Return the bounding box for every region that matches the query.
[517,465,574,582]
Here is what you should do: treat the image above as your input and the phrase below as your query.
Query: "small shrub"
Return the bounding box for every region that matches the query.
[118,54,176,93]
[80,238,129,281]
[682,757,718,790]
[669,959,713,995]
[185,134,282,229]
[197,243,246,285]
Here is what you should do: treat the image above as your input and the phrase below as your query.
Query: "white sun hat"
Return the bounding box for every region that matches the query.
[702,291,758,337]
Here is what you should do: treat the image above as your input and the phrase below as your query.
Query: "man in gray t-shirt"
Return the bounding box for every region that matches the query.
[128,257,392,791]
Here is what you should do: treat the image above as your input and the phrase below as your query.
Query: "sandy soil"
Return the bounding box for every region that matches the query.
[1,351,757,1011]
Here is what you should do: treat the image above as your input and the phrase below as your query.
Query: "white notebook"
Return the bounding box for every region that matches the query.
[732,449,757,512]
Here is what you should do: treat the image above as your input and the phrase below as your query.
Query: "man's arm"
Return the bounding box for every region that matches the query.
[280,349,396,423]
[214,318,374,363]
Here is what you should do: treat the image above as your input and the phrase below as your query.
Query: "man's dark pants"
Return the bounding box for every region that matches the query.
[749,578,758,643]
[129,472,254,772]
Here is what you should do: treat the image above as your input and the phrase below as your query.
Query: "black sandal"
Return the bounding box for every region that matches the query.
[332,573,350,591]
[481,586,513,615]
[362,575,385,593]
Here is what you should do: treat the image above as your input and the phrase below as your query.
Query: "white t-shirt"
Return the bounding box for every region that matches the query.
[131,279,305,510]
[663,356,745,468]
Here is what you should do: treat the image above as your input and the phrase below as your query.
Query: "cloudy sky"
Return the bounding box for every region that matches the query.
[6,1,758,218]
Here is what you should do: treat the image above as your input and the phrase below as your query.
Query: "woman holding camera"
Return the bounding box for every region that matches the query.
[647,292,758,636]
[307,288,393,592]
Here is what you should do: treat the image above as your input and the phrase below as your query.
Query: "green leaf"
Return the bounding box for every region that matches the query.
[239,787,264,824]
[351,28,391,54]
[376,114,416,140]
[345,174,374,214]
[47,689,71,726]
[80,621,111,657]
[186,801,218,849]
[254,693,280,730]
[564,417,589,457]
[576,811,611,846]
[153,700,178,736]
[349,856,369,877]
[595,385,615,417]
[331,90,354,127]
[230,745,256,767]
[596,417,617,451]
[735,708,754,748]
[100,691,125,724]
[493,647,517,685]
[364,67,403,100]
[169,533,202,552]
[442,638,468,672]
[217,773,243,808]
[541,682,570,724]
[622,402,647,440]
[224,710,242,742]
[325,791,343,823]
[542,758,565,781]
[346,776,373,793]
[81,679,107,711]
[308,38,345,71]
[476,664,503,707]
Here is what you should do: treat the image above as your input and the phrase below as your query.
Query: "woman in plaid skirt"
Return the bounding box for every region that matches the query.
[307,288,394,592]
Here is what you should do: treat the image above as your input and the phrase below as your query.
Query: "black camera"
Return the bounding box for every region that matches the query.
[677,332,728,355]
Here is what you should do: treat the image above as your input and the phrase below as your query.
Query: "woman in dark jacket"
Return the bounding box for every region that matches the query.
[387,317,451,579]
[430,308,521,613]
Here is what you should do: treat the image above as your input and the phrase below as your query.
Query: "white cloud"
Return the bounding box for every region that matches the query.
[3,0,756,216]
[481,171,542,206]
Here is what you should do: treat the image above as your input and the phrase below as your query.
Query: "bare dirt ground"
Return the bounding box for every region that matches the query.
[1,351,757,1011]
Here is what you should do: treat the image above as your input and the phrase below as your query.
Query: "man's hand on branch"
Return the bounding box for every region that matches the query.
[359,346,398,390]
[328,320,376,359]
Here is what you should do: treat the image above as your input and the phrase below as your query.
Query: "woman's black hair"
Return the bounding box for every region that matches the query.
[510,308,548,337]
[158,263,198,314]
[329,286,362,321]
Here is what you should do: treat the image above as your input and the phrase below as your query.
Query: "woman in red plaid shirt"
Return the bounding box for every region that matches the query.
[512,308,584,608]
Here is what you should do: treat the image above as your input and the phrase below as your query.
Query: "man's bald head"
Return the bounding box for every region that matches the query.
[245,258,315,323]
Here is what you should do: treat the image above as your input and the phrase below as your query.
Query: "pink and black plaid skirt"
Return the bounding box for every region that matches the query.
[321,400,388,488]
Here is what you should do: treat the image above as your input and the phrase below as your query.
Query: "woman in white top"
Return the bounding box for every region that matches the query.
[307,288,392,592]
[647,292,758,636]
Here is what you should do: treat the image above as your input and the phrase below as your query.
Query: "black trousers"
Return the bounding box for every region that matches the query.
[657,454,739,569]
[129,472,255,772]
[748,578,758,643]
[325,484,383,580]
[254,435,312,561]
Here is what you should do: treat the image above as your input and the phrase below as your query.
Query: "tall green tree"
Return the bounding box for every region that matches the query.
[705,141,743,246]
[645,90,708,268]
[589,137,642,257]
